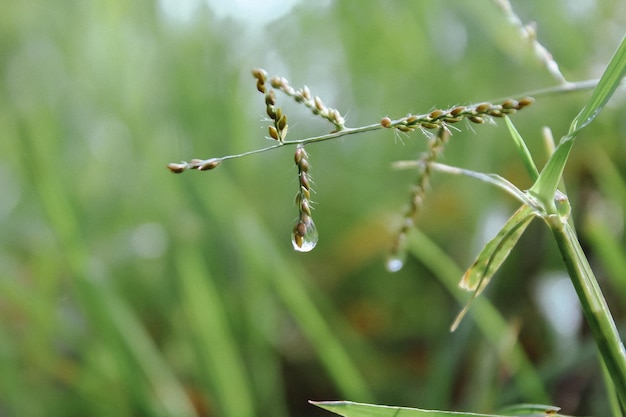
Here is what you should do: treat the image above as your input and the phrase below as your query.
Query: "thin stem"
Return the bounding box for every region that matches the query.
[549,216,626,408]
[169,79,602,172]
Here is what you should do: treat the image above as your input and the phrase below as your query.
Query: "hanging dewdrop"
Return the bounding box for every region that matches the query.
[292,145,318,252]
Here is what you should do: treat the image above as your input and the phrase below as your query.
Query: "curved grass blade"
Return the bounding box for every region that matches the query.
[311,401,562,417]
[569,35,626,136]
[452,205,535,331]
[428,163,536,208]
[530,35,626,209]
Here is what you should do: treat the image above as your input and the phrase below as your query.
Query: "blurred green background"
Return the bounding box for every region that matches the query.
[2,1,626,416]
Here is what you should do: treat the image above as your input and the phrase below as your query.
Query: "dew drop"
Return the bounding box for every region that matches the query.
[385,255,405,273]
[291,218,319,252]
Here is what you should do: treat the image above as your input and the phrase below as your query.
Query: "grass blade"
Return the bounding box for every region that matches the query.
[569,35,626,135]
[311,401,560,417]
[530,35,626,208]
[458,205,535,293]
[452,205,535,331]
[175,245,255,417]
[503,116,539,182]
[407,230,550,402]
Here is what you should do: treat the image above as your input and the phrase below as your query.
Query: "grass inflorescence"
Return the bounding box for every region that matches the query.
[167,70,536,259]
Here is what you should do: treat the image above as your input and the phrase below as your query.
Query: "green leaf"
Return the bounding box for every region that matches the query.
[496,403,562,416]
[311,401,560,417]
[503,116,539,182]
[569,35,626,135]
[530,35,626,208]
[451,205,535,331]
[458,205,535,293]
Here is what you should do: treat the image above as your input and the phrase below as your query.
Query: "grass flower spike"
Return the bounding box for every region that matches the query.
[292,145,318,252]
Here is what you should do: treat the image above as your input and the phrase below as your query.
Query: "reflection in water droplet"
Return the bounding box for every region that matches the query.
[291,217,319,252]
[385,253,405,273]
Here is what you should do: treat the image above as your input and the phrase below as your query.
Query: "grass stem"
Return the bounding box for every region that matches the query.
[549,217,626,408]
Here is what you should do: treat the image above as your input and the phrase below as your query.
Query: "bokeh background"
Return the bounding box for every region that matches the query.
[2,1,626,416]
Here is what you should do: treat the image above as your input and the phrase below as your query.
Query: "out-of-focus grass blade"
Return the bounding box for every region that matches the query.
[311,401,560,417]
[23,109,197,417]
[584,148,626,299]
[191,171,373,401]
[175,245,255,417]
[452,205,535,332]
[407,230,549,402]
[530,35,626,208]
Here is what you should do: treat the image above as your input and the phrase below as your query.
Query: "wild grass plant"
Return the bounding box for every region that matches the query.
[2,1,626,417]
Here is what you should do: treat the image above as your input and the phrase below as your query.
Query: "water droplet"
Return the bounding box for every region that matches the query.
[385,254,405,273]
[291,218,318,252]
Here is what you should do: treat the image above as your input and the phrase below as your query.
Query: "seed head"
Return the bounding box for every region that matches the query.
[517,97,534,109]
[420,122,439,130]
[198,159,221,171]
[167,163,186,173]
[405,115,419,124]
[301,86,311,100]
[450,106,465,117]
[251,68,267,81]
[277,114,288,131]
[475,103,491,114]
[265,90,276,106]
[429,109,444,119]
[501,99,518,109]
[381,117,392,128]
[268,125,279,140]
[314,96,324,111]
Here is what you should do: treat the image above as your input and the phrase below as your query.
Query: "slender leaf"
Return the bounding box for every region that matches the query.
[458,205,535,293]
[428,162,535,207]
[503,116,539,182]
[176,246,256,417]
[452,205,535,331]
[569,35,626,135]
[311,401,561,417]
[530,35,626,208]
